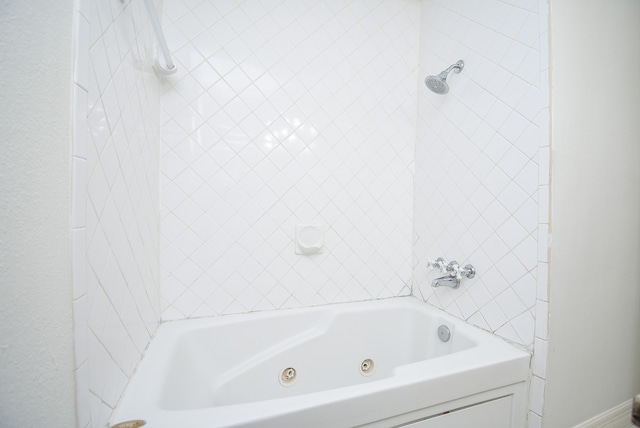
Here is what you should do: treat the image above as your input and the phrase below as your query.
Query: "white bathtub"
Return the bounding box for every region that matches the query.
[113,297,530,428]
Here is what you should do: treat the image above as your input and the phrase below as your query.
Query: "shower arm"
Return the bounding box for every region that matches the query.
[440,61,464,77]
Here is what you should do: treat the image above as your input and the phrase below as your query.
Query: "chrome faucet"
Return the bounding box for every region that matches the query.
[431,275,461,289]
[430,260,476,289]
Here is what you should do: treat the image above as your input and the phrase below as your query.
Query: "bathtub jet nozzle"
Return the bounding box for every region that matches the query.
[279,367,298,386]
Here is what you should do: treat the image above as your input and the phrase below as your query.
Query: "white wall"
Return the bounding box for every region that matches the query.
[0,1,76,426]
[72,0,163,426]
[159,0,420,319]
[544,1,640,426]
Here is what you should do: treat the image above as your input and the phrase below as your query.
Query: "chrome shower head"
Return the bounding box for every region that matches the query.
[425,74,450,95]
[425,60,464,95]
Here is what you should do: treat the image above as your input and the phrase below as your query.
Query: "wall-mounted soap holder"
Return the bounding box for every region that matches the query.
[295,224,324,255]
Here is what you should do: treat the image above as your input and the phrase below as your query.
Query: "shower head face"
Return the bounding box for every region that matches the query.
[424,60,464,95]
[425,75,449,95]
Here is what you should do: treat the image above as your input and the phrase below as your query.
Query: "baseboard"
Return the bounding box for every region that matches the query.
[573,399,634,428]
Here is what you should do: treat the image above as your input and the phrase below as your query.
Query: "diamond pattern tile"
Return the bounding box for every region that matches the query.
[413,0,543,349]
[73,0,550,425]
[160,0,420,319]
[74,0,163,426]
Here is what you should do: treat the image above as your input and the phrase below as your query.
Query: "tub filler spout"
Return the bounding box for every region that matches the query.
[430,260,476,289]
[431,275,460,289]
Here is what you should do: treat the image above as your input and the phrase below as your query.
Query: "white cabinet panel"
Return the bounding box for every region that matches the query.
[400,396,512,428]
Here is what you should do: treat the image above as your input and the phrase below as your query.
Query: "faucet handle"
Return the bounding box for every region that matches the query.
[459,264,476,279]
[446,261,476,279]
[427,257,447,272]
[446,260,459,277]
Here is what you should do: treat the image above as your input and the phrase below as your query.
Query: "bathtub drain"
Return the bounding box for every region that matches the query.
[438,325,451,342]
[360,358,375,376]
[279,367,297,386]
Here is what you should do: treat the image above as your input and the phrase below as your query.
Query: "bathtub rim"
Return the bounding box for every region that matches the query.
[113,296,531,427]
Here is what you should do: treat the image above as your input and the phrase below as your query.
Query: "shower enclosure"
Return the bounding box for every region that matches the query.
[71,0,548,426]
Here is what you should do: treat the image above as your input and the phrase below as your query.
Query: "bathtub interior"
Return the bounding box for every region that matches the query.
[159,302,476,410]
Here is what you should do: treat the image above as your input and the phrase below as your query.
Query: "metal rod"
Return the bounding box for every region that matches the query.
[143,0,176,74]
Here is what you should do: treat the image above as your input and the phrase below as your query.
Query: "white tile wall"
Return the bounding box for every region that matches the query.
[159,0,420,319]
[72,0,163,426]
[531,0,549,425]
[413,0,544,348]
[412,0,549,425]
[71,0,551,425]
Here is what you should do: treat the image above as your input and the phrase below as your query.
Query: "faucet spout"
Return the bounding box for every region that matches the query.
[427,257,476,289]
[431,275,460,289]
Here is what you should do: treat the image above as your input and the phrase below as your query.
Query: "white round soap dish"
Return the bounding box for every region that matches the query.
[295,224,324,255]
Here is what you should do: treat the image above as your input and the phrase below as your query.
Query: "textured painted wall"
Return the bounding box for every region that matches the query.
[159,0,420,319]
[0,1,76,426]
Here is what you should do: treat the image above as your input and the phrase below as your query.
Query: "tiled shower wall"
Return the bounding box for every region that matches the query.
[412,0,549,426]
[159,0,420,319]
[70,0,551,426]
[72,0,162,426]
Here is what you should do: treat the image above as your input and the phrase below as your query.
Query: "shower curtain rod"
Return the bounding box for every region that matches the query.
[143,0,177,74]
